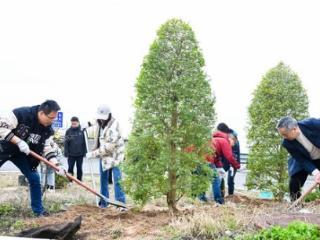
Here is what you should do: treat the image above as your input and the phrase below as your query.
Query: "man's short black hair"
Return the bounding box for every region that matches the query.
[39,100,61,115]
[71,116,79,122]
[217,122,231,133]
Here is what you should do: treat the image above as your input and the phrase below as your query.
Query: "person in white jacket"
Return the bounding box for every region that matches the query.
[86,105,126,210]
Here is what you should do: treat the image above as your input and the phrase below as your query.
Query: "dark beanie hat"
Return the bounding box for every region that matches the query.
[71,116,79,122]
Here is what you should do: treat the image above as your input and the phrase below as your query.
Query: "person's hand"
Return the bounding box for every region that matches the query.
[217,168,225,178]
[234,162,240,170]
[50,157,58,165]
[315,172,320,184]
[56,166,66,177]
[17,140,30,155]
[49,158,66,177]
[86,152,94,159]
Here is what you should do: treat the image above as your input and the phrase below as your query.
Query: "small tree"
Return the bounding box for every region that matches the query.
[246,62,309,200]
[123,19,216,212]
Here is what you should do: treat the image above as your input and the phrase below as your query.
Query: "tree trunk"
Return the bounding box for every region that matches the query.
[167,103,179,214]
[167,170,178,214]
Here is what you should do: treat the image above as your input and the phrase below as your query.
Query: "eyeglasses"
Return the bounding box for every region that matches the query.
[45,114,57,120]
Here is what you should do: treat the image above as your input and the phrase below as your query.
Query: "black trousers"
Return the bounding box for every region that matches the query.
[67,156,84,181]
[289,160,320,201]
[289,170,308,201]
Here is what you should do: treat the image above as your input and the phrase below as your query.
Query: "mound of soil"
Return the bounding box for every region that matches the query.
[225,194,274,206]
[25,205,172,239]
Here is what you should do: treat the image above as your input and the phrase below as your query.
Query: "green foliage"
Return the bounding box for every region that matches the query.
[46,201,63,213]
[11,220,25,231]
[0,203,31,233]
[55,174,69,189]
[304,189,320,203]
[123,19,216,211]
[239,221,320,240]
[0,203,15,216]
[246,62,309,200]
[0,219,26,232]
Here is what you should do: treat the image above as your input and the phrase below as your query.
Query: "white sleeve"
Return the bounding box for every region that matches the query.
[0,111,18,141]
[312,169,320,176]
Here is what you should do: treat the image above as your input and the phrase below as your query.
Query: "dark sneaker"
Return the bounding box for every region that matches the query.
[98,204,110,209]
[35,210,50,217]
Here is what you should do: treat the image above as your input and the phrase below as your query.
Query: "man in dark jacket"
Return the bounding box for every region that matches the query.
[0,100,64,216]
[277,116,320,201]
[64,117,86,181]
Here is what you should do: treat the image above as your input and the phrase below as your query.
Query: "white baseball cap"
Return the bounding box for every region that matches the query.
[96,104,111,120]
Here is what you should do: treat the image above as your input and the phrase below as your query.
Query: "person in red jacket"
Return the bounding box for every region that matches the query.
[210,131,240,169]
[204,131,240,204]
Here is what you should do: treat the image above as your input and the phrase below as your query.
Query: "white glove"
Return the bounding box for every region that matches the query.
[17,140,30,155]
[217,168,226,178]
[56,166,66,177]
[86,152,95,159]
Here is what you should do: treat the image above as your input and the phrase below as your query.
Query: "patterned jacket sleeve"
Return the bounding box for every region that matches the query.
[43,136,58,160]
[0,111,18,141]
[91,121,121,158]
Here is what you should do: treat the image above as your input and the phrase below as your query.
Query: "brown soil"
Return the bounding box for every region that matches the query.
[25,204,173,240]
[225,194,274,206]
[20,195,320,239]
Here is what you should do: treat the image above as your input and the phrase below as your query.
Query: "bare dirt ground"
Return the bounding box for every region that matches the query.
[26,205,171,239]
[2,173,320,239]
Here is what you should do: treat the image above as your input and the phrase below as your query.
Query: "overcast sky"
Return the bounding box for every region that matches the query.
[1,0,319,152]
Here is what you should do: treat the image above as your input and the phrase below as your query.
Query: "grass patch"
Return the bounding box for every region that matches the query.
[169,206,249,239]
[238,221,320,240]
[305,190,320,203]
[0,203,16,217]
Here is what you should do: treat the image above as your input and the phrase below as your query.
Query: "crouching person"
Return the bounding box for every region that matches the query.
[0,100,66,217]
[208,130,240,204]
[86,105,126,211]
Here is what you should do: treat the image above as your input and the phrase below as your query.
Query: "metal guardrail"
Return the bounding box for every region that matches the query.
[240,153,248,164]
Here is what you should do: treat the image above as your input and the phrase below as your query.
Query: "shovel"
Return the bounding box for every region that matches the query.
[288,182,318,210]
[29,150,126,208]
[83,128,99,206]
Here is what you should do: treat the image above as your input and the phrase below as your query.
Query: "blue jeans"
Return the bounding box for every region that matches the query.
[198,164,224,204]
[0,154,44,215]
[99,160,126,207]
[212,166,224,204]
[40,163,55,188]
